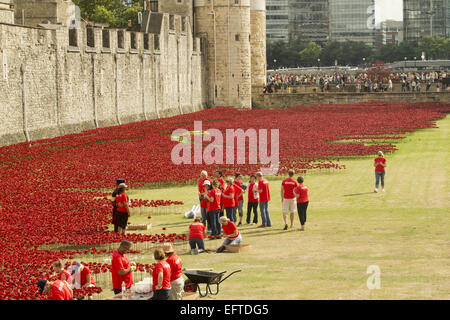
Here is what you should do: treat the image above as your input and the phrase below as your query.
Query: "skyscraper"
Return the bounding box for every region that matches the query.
[266,0,289,41]
[328,0,376,45]
[288,0,329,43]
[404,0,449,43]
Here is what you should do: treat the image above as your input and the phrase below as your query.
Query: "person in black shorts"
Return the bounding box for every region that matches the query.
[112,178,126,232]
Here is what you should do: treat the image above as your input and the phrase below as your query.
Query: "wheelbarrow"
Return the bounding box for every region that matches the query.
[183,270,242,297]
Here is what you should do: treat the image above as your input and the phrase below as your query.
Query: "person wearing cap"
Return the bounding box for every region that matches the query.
[115,183,130,234]
[203,180,223,239]
[188,217,207,254]
[374,151,387,193]
[163,243,184,300]
[111,240,135,295]
[112,178,126,232]
[151,248,171,300]
[217,216,242,253]
[37,279,73,300]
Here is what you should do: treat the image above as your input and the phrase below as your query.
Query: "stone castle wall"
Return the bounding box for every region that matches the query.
[252,90,450,109]
[0,0,14,24]
[0,14,204,146]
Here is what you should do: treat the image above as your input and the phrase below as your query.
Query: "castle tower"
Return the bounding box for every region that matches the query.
[194,0,252,109]
[250,0,266,88]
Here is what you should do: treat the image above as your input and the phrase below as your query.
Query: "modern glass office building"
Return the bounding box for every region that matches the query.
[328,0,376,45]
[404,0,449,43]
[266,0,290,41]
[288,0,329,43]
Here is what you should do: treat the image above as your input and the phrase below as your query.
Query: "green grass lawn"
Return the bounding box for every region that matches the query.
[91,115,449,300]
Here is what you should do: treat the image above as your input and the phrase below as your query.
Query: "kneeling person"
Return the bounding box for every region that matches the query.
[217,216,242,253]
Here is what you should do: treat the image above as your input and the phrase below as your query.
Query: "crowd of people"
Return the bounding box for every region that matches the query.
[263,71,449,93]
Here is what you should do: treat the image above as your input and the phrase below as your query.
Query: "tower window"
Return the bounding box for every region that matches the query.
[235,0,239,4]
[235,34,240,41]
[86,28,95,48]
[117,30,124,49]
[69,28,78,47]
[102,29,110,48]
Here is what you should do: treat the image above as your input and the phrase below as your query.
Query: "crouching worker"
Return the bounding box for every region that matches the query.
[163,243,184,300]
[216,216,242,253]
[189,217,207,254]
[37,279,73,300]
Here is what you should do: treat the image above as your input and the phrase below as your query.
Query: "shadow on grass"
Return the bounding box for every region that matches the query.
[343,192,374,197]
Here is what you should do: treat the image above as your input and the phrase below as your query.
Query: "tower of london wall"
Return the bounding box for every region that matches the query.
[0,12,203,146]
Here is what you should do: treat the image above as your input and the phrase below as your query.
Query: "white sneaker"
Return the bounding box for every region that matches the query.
[374,188,378,193]
[190,249,195,255]
[194,248,199,255]
[382,189,385,192]
[198,249,204,253]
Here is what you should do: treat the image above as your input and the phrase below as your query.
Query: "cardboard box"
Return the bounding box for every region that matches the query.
[127,223,152,231]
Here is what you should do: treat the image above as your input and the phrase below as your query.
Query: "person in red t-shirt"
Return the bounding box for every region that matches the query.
[52,260,72,285]
[203,180,223,238]
[223,178,236,223]
[188,217,207,254]
[294,176,309,231]
[232,179,243,224]
[256,172,271,227]
[216,170,226,215]
[217,216,242,253]
[163,243,184,300]
[281,170,299,230]
[151,248,171,300]
[199,175,212,232]
[38,279,73,300]
[246,174,259,225]
[111,240,135,295]
[374,151,387,192]
[234,173,246,226]
[115,183,130,234]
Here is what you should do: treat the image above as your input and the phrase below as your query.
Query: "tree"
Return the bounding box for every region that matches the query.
[298,41,322,67]
[72,0,143,28]
[419,36,450,60]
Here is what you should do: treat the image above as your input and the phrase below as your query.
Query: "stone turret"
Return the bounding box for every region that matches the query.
[250,0,266,88]
[194,0,252,109]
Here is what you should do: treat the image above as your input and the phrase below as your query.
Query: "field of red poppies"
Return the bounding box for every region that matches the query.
[0,101,448,299]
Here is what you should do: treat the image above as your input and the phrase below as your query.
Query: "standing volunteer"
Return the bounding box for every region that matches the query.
[234,173,245,226]
[294,176,309,231]
[223,178,236,224]
[163,243,184,300]
[115,183,131,234]
[374,151,387,192]
[151,248,171,300]
[256,172,272,227]
[246,174,259,225]
[112,178,126,233]
[198,171,211,230]
[111,240,135,294]
[281,170,298,230]
[203,180,222,239]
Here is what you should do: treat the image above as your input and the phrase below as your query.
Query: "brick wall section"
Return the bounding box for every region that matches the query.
[0,14,203,147]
